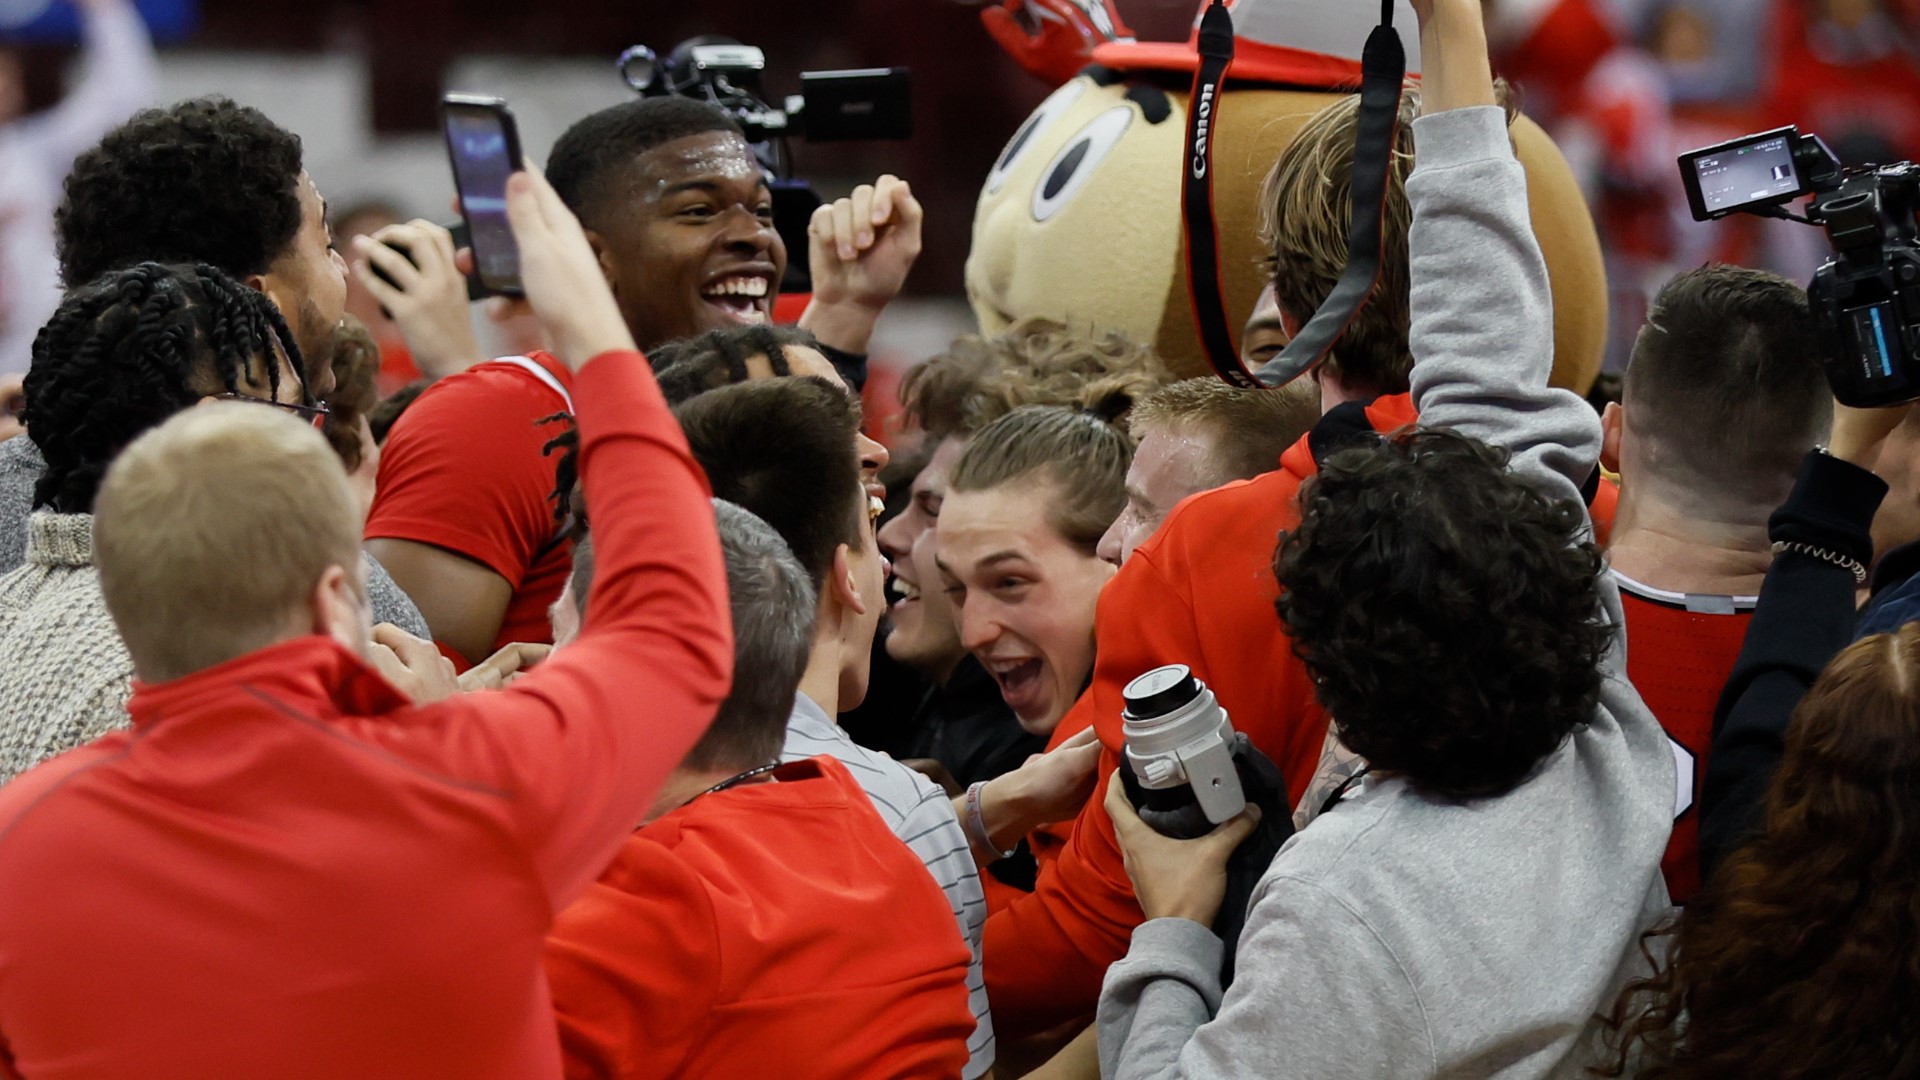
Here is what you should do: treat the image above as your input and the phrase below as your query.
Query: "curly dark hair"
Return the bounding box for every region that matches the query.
[1274,429,1611,799]
[56,97,305,288]
[1597,625,1920,1079]
[545,324,820,525]
[23,262,301,514]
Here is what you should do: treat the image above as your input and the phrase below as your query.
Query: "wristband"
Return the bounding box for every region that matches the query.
[964,781,1020,861]
[1771,540,1868,584]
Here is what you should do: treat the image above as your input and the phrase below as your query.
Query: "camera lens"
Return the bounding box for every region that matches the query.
[1123,665,1200,720]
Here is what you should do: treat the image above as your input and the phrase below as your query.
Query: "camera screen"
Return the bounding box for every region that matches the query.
[445,107,521,290]
[1843,300,1902,386]
[1690,134,1801,215]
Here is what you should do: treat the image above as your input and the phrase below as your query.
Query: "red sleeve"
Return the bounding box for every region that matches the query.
[366,364,567,585]
[985,756,1139,1037]
[405,351,731,912]
[545,844,716,1079]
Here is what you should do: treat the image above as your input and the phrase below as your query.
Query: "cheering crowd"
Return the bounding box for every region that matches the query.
[0,0,1913,1077]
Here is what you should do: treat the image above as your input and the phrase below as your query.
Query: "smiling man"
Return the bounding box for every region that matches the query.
[1096,377,1318,567]
[366,99,912,664]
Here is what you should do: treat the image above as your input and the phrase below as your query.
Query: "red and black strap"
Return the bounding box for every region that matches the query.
[1183,0,1407,389]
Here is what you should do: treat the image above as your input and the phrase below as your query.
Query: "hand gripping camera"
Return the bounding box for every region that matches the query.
[1118,664,1294,986]
[617,37,911,293]
[1679,127,1920,407]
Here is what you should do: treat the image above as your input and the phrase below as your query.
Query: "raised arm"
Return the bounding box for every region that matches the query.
[1402,0,1599,507]
[427,167,731,910]
[20,0,156,177]
[1701,407,1898,871]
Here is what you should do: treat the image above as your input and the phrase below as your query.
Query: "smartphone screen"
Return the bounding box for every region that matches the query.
[443,95,525,297]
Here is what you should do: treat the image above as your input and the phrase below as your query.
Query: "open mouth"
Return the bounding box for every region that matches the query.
[700,273,771,325]
[887,574,920,612]
[984,657,1045,714]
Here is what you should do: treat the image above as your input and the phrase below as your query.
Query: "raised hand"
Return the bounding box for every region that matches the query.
[351,220,483,380]
[502,164,636,370]
[800,175,924,355]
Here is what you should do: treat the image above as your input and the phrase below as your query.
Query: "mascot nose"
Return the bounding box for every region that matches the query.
[966,198,1021,324]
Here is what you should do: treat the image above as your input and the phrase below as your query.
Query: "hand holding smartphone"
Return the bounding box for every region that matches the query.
[442,94,526,298]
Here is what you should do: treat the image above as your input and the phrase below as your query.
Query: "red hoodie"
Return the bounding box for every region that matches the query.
[988,393,1618,1035]
[0,351,731,1080]
[986,395,1415,1035]
[545,756,975,1080]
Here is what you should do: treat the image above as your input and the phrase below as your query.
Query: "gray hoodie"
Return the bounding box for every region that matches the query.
[1096,105,1674,1080]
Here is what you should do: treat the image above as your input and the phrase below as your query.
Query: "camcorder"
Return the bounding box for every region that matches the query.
[618,37,912,292]
[1679,126,1920,407]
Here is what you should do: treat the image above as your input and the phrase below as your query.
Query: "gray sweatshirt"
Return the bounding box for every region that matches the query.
[0,435,429,638]
[1095,106,1675,1080]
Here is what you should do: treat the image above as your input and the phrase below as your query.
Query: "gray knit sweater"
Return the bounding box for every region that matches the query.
[0,436,429,637]
[0,512,132,785]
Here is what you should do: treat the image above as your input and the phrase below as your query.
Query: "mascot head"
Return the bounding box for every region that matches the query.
[966,0,1608,392]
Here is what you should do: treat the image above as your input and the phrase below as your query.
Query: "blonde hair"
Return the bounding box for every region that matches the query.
[94,402,362,683]
[1129,376,1320,485]
[901,316,1170,440]
[949,405,1133,552]
[1260,84,1516,394]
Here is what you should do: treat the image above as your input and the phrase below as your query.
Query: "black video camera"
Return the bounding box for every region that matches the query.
[618,37,912,293]
[1679,126,1920,407]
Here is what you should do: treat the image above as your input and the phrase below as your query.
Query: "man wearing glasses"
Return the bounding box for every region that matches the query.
[0,261,331,785]
[0,97,429,640]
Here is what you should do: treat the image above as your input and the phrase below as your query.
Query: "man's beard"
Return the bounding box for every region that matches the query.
[294,297,339,400]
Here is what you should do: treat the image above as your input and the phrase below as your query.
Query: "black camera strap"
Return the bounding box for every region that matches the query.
[1182,0,1407,389]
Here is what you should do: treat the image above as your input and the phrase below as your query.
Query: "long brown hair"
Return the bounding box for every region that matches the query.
[1599,625,1920,1077]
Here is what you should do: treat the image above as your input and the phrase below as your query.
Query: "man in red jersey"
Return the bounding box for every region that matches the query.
[366,98,916,665]
[1598,264,1830,903]
[0,165,733,1079]
[546,506,975,1080]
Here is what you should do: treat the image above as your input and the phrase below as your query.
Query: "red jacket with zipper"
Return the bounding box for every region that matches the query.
[0,351,731,1080]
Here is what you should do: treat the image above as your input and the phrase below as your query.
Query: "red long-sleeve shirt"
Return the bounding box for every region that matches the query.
[545,756,975,1080]
[0,350,731,1079]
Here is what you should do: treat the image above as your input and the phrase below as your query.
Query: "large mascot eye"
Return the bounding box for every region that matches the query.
[986,81,1087,195]
[1031,106,1132,223]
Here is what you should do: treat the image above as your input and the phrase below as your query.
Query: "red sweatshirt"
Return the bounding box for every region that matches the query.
[0,351,731,1080]
[545,756,975,1080]
[985,395,1414,1035]
[988,393,1621,1035]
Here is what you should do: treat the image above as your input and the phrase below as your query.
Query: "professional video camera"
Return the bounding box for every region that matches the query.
[1679,127,1920,407]
[618,37,912,292]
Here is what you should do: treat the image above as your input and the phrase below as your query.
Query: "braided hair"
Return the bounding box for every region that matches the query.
[546,324,820,526]
[23,261,303,514]
[652,325,812,407]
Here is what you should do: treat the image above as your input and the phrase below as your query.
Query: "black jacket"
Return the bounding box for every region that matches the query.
[1702,450,1887,875]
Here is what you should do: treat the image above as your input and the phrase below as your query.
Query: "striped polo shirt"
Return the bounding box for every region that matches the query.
[783,693,994,1078]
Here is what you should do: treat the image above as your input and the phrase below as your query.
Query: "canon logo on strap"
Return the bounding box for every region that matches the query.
[1190,84,1217,179]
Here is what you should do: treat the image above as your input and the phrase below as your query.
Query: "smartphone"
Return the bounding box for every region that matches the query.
[368,221,488,306]
[442,94,525,297]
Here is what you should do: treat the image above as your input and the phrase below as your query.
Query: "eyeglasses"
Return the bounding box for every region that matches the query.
[217,393,331,430]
